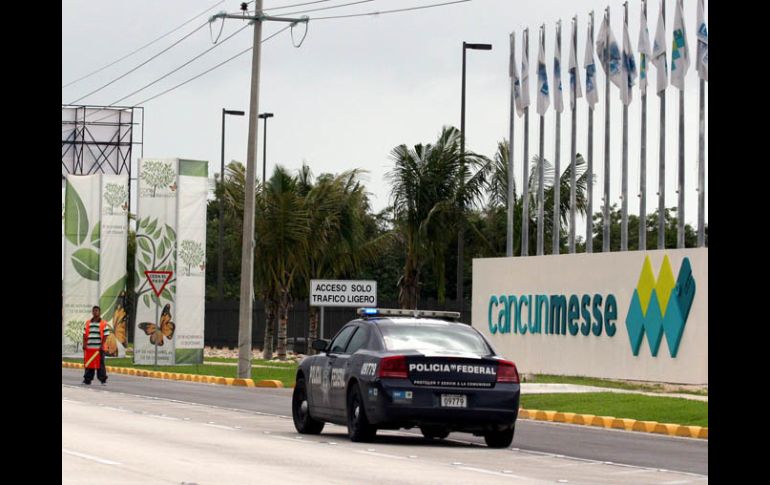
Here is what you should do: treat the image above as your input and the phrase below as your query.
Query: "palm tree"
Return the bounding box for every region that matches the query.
[296,165,385,353]
[487,140,590,255]
[388,126,490,308]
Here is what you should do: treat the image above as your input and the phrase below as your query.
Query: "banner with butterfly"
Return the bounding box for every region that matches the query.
[133,159,207,365]
[62,174,129,357]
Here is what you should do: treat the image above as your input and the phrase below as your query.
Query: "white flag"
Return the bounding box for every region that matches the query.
[596,12,623,91]
[537,28,550,115]
[696,0,708,81]
[671,0,690,90]
[553,21,564,113]
[584,16,598,107]
[521,29,531,111]
[651,0,668,93]
[569,17,583,109]
[638,2,652,94]
[511,32,526,117]
[620,16,638,105]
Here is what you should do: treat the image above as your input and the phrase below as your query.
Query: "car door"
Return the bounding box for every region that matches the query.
[323,325,358,420]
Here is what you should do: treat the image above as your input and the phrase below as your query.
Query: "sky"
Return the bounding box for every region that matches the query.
[62,0,707,232]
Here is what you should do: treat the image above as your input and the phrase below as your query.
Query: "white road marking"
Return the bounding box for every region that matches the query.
[62,448,121,466]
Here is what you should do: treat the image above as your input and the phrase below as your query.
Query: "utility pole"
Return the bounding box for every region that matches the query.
[211,2,307,378]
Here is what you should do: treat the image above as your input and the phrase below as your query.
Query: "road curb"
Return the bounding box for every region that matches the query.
[517,408,707,439]
[62,361,285,389]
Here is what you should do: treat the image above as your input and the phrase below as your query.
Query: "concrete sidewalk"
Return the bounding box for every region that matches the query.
[521,383,708,402]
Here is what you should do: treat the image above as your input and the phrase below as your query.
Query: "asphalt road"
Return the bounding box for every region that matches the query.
[62,368,708,483]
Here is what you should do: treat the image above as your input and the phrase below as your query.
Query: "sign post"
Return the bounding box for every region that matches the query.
[145,270,173,366]
[310,280,377,340]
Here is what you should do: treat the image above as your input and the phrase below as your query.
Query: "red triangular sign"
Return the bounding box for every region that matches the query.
[145,271,173,297]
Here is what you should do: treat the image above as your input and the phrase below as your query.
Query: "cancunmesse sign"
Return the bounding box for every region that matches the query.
[310,280,377,307]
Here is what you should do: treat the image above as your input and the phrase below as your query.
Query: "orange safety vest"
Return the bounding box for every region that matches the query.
[83,319,109,351]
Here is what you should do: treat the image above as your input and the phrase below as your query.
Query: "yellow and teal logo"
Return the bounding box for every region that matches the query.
[625,256,696,357]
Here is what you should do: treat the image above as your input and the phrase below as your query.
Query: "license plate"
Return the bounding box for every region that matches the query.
[440,394,467,408]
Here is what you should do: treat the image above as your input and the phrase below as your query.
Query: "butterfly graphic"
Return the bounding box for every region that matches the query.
[139,304,176,346]
[104,291,128,356]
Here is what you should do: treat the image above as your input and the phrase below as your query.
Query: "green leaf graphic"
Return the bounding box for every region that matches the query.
[65,180,89,245]
[143,294,150,308]
[151,293,160,307]
[142,252,151,265]
[146,219,158,235]
[99,276,127,321]
[91,221,101,249]
[153,227,162,239]
[161,288,173,302]
[71,248,99,281]
[158,240,166,258]
[138,238,150,253]
[166,225,176,241]
[139,217,148,229]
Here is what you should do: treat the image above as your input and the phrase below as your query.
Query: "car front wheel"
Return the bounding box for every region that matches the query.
[292,376,325,434]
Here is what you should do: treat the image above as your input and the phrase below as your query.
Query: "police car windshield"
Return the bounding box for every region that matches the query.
[379,323,490,354]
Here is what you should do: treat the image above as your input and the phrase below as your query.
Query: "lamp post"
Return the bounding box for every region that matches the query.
[218,108,244,301]
[458,42,492,317]
[258,112,274,184]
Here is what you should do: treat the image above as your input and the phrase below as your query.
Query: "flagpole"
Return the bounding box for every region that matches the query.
[507,32,516,257]
[658,0,666,250]
[522,29,530,257]
[698,77,705,246]
[640,0,648,250]
[621,2,629,251]
[553,20,562,256]
[537,24,546,257]
[586,11,595,254]
[678,87,685,248]
[569,15,577,254]
[602,7,611,253]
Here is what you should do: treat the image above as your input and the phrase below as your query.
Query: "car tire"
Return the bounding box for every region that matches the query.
[420,425,450,440]
[484,426,515,448]
[347,384,376,442]
[292,376,325,434]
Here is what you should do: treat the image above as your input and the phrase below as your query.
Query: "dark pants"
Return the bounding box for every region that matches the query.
[83,349,107,384]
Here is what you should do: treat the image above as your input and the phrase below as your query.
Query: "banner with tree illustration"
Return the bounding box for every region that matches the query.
[62,174,129,356]
[134,159,178,365]
[133,158,208,365]
[175,160,208,364]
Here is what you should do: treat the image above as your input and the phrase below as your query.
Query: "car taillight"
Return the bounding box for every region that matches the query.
[379,355,408,379]
[496,360,520,383]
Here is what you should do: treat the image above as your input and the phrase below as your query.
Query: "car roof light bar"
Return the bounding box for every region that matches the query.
[357,308,461,321]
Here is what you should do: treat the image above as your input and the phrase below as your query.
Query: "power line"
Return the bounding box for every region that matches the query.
[62,0,225,89]
[81,25,292,123]
[109,23,251,106]
[281,0,374,17]
[265,0,332,11]
[67,22,209,105]
[310,0,470,20]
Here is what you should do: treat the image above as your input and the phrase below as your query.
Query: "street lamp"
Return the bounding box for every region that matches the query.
[258,112,274,185]
[457,42,492,317]
[218,108,245,301]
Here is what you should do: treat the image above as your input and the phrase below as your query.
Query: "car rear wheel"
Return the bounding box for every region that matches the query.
[347,385,376,442]
[292,376,325,434]
[420,425,450,440]
[484,426,514,448]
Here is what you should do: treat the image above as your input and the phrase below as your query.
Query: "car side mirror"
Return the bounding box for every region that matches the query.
[312,339,329,352]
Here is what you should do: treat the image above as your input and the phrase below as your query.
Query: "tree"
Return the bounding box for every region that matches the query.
[103,183,128,215]
[485,140,590,256]
[388,126,490,308]
[586,206,704,252]
[179,240,204,276]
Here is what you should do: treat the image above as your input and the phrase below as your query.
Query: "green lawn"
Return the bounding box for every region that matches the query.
[62,357,298,387]
[530,374,708,396]
[520,392,708,427]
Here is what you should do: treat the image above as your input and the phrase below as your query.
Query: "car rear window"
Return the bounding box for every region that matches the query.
[379,324,491,354]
